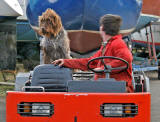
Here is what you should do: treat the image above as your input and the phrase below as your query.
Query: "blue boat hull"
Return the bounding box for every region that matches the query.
[26,0,142,32]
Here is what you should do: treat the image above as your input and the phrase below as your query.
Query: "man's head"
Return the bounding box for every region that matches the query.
[99,14,122,36]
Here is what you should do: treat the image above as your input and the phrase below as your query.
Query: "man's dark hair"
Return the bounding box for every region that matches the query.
[99,14,122,36]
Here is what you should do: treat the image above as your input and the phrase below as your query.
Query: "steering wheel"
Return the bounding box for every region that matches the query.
[87,56,129,74]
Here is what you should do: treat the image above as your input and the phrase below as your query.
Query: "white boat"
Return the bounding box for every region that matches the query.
[0,0,23,16]
[131,0,160,49]
[132,21,160,48]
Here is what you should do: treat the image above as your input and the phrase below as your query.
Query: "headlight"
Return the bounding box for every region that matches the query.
[100,103,138,117]
[103,104,123,117]
[32,103,51,116]
[18,102,54,116]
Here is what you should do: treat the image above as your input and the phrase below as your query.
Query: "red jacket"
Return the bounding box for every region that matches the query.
[63,35,133,92]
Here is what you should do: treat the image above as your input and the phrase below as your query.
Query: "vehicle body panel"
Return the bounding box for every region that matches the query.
[6,91,150,122]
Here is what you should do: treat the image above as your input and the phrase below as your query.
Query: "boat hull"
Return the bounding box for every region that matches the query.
[26,0,142,32]
[0,0,23,17]
[132,22,160,52]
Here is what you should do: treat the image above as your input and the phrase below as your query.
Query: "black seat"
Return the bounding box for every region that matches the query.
[31,64,72,92]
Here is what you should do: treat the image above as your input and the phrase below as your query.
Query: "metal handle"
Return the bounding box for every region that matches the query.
[22,86,45,92]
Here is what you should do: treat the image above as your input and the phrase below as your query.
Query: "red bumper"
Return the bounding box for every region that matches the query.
[6,92,150,122]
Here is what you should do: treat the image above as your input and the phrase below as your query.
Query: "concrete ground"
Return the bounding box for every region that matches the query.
[0,96,6,122]
[150,80,160,122]
[0,73,160,122]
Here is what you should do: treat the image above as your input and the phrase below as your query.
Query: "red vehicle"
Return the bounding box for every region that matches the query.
[6,56,150,122]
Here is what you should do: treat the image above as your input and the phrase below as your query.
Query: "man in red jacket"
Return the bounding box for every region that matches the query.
[52,14,133,92]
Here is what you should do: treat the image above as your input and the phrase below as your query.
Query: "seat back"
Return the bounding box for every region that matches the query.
[68,79,126,93]
[31,64,72,92]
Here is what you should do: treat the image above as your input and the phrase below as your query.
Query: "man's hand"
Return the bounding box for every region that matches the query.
[94,67,104,71]
[93,67,104,73]
[52,59,64,67]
